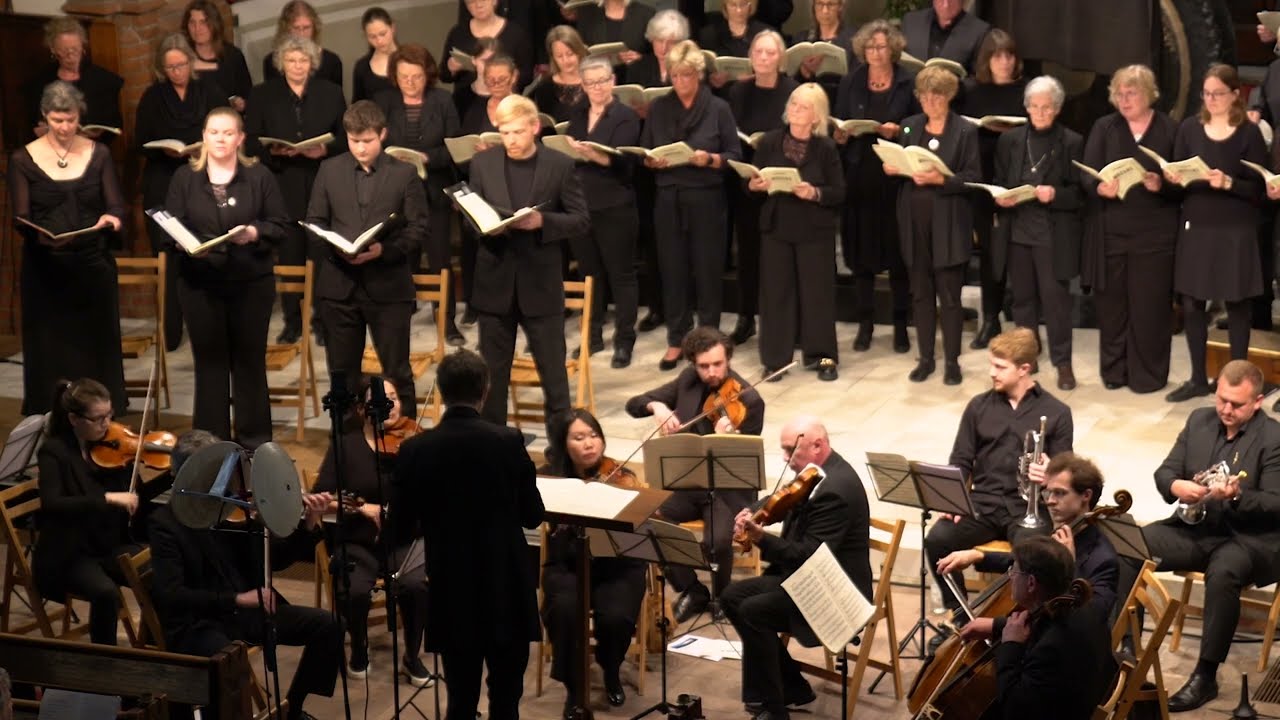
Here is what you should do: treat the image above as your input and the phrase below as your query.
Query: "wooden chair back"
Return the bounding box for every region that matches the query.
[117,546,165,651]
[361,270,451,426]
[117,253,171,412]
[266,260,320,441]
[509,277,594,431]
[0,479,66,637]
[1103,560,1178,720]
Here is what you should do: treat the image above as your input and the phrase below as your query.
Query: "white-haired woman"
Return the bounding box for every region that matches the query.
[747,82,844,380]
[991,75,1084,391]
[1080,65,1178,394]
[623,9,689,89]
[244,35,346,346]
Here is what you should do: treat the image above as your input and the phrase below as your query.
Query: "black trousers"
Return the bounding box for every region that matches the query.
[38,548,135,645]
[424,175,457,318]
[852,264,910,331]
[569,204,639,351]
[178,274,275,450]
[657,488,755,597]
[909,235,965,364]
[279,225,323,331]
[720,575,810,712]
[973,195,1006,321]
[332,542,429,661]
[478,309,570,438]
[146,216,185,351]
[460,225,480,308]
[319,288,417,418]
[1184,296,1250,387]
[655,186,727,347]
[541,558,647,693]
[1009,242,1073,367]
[440,640,529,720]
[759,233,838,367]
[923,501,1049,611]
[733,191,765,319]
[636,169,664,319]
[1095,245,1174,393]
[174,602,342,711]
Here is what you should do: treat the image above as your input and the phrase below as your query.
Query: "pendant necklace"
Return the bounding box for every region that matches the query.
[1025,133,1052,175]
[48,135,71,168]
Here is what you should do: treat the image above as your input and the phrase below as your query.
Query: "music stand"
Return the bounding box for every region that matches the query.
[1094,513,1153,563]
[643,434,765,633]
[0,414,45,486]
[393,538,442,720]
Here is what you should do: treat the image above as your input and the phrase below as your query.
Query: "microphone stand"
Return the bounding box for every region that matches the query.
[365,377,404,718]
[323,371,356,720]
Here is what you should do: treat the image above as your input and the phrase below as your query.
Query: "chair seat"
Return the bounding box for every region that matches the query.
[510,355,579,384]
[120,335,154,358]
[265,344,301,371]
[361,346,438,377]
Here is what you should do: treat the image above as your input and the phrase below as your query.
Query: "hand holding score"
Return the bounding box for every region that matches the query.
[347,242,383,265]
[510,209,544,231]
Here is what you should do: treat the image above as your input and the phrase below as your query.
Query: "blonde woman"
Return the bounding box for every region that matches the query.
[164,107,289,449]
[262,0,344,88]
[748,83,844,380]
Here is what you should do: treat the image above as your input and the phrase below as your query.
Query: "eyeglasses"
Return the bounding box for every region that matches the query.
[74,410,113,424]
[865,44,889,52]
[484,74,513,86]
[164,61,191,72]
[1201,89,1234,99]
[582,77,612,88]
[815,2,841,9]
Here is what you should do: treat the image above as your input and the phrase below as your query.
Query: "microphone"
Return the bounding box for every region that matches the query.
[322,369,354,412]
[367,375,392,423]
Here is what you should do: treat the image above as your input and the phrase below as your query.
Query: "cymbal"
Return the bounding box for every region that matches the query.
[251,442,303,538]
[171,441,246,530]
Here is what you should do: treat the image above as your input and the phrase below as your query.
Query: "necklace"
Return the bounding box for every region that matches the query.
[1025,133,1052,175]
[47,135,72,168]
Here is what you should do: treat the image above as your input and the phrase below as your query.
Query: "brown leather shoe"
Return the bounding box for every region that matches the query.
[1056,364,1076,391]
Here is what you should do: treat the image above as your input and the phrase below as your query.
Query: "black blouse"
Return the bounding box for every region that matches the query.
[639,85,742,188]
[1081,111,1180,239]
[352,53,395,103]
[531,77,586,121]
[1173,118,1268,230]
[727,76,798,136]
[163,162,290,284]
[377,88,461,173]
[195,43,253,105]
[134,77,228,203]
[959,78,1027,181]
[698,14,771,59]
[243,77,348,162]
[25,60,123,140]
[10,142,124,252]
[439,21,536,102]
[262,48,345,94]
[315,427,399,547]
[575,2,654,53]
[564,100,641,209]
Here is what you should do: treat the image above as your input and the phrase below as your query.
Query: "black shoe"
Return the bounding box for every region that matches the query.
[312,322,326,347]
[893,325,910,353]
[764,366,787,382]
[445,319,465,347]
[276,324,301,345]
[853,322,872,351]
[1104,380,1125,390]
[611,345,633,368]
[1165,381,1212,403]
[401,656,435,688]
[751,710,790,720]
[460,308,478,327]
[730,315,756,345]
[926,625,953,657]
[348,649,369,679]
[785,684,817,707]
[1056,364,1077,391]
[604,672,625,707]
[659,353,680,371]
[1168,672,1218,712]
[943,362,961,385]
[908,359,936,382]
[817,359,838,382]
[637,311,664,332]
[572,339,605,359]
[673,587,710,623]
[970,318,1001,350]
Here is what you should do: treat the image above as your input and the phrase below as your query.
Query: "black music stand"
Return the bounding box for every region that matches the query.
[391,538,442,720]
[1094,513,1153,563]
[643,434,764,634]
[0,414,44,487]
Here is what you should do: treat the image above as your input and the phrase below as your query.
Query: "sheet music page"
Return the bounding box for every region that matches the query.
[536,476,638,519]
[782,543,875,654]
[705,434,766,490]
[643,434,708,490]
[455,191,506,234]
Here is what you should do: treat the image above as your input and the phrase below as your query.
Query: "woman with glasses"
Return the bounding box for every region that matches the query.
[442,0,534,115]
[563,56,642,367]
[353,7,398,103]
[1080,65,1178,395]
[244,35,346,347]
[726,30,797,346]
[11,81,126,416]
[640,40,740,371]
[697,0,769,90]
[34,378,139,645]
[533,26,589,121]
[1164,64,1268,402]
[959,29,1026,350]
[377,44,465,344]
[135,33,227,352]
[262,1,344,90]
[789,0,855,103]
[991,76,1084,392]
[181,0,251,112]
[27,17,123,146]
[834,19,915,355]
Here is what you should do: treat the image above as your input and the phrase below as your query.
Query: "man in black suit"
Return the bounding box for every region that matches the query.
[306,100,428,417]
[1122,360,1280,712]
[942,452,1119,636]
[393,349,545,720]
[968,535,1116,720]
[625,326,766,620]
[721,416,871,720]
[465,94,589,436]
[150,432,342,720]
[901,0,991,76]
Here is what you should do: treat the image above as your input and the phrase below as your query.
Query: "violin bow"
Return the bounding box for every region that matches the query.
[416,376,438,427]
[126,354,160,495]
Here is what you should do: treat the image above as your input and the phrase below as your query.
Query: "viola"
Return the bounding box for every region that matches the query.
[90,422,177,470]
[588,457,644,490]
[733,465,824,553]
[700,377,748,432]
[377,416,424,455]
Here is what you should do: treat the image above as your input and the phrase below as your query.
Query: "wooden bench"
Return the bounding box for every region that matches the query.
[1205,328,1280,384]
[0,632,255,719]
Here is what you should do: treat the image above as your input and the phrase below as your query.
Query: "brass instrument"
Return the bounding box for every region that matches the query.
[1016,415,1049,530]
[1175,461,1241,525]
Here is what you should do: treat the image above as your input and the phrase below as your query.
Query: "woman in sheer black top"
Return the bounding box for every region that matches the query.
[532,25,588,121]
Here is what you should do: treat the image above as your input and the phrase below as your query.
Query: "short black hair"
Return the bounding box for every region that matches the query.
[1013,535,1074,599]
[436,349,488,407]
[681,326,733,363]
[172,429,220,475]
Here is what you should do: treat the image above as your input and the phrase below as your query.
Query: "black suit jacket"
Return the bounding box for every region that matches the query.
[1153,407,1280,585]
[243,77,347,220]
[624,366,765,436]
[902,8,990,74]
[392,405,545,650]
[759,450,872,646]
[981,524,1119,620]
[467,146,590,316]
[988,603,1116,720]
[895,110,982,269]
[749,129,845,236]
[832,63,918,171]
[992,124,1085,281]
[305,152,428,303]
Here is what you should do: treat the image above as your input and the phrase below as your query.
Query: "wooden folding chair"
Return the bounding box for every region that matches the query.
[266,261,320,441]
[362,270,450,426]
[1169,569,1280,672]
[510,277,595,431]
[1101,560,1179,720]
[117,253,171,411]
[789,517,907,716]
[313,539,388,628]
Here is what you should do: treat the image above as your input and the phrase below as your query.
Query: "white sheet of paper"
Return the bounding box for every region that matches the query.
[536,476,638,520]
[781,543,876,654]
[667,634,743,661]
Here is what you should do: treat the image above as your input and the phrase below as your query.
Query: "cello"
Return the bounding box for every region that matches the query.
[906,489,1132,719]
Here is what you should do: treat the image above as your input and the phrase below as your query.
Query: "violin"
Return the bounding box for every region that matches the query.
[90,422,177,470]
[733,465,824,553]
[376,416,424,455]
[701,378,749,432]
[588,457,644,490]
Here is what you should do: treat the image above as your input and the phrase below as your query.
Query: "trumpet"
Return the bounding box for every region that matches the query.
[1016,415,1049,530]
[1175,461,1243,525]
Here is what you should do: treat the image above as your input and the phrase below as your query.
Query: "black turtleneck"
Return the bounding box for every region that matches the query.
[504,151,539,210]
[1013,124,1055,247]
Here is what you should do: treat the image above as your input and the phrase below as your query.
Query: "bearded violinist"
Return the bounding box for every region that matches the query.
[624,326,765,621]
[312,376,430,687]
[539,409,647,716]
[721,416,870,720]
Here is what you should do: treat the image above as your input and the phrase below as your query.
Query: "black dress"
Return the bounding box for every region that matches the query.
[195,43,253,105]
[9,144,127,415]
[25,60,123,144]
[532,78,586,121]
[574,2,654,54]
[352,53,395,103]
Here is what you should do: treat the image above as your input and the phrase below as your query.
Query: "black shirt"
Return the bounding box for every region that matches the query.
[959,78,1027,181]
[353,53,395,103]
[639,85,742,188]
[504,152,539,209]
[196,44,253,105]
[564,100,641,209]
